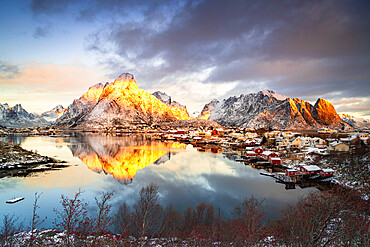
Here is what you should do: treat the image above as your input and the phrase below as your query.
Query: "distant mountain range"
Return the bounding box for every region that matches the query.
[41,105,67,122]
[0,103,49,128]
[1,73,367,130]
[199,90,347,130]
[0,103,68,128]
[339,114,369,129]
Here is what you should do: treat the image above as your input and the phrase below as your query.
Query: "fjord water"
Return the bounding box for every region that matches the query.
[0,134,316,229]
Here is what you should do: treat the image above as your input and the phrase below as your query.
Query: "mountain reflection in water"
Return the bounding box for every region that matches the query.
[68,134,186,184]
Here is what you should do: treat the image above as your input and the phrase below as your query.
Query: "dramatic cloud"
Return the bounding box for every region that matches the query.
[25,0,370,117]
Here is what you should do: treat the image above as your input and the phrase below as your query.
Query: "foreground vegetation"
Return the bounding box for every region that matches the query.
[1,183,369,247]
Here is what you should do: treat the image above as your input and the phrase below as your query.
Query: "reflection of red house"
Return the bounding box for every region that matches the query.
[319,169,334,177]
[300,165,321,175]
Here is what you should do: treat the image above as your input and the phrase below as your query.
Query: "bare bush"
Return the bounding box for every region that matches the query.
[271,186,370,246]
[53,189,88,246]
[27,192,46,247]
[132,183,163,246]
[0,214,23,246]
[224,197,266,246]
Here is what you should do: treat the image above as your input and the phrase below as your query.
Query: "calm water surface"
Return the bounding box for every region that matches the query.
[0,133,316,229]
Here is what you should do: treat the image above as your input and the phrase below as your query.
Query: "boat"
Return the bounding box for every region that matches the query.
[6,197,25,204]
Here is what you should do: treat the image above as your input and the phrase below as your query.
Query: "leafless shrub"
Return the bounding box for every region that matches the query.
[271,186,370,246]
[132,183,163,246]
[0,214,23,246]
[53,189,88,246]
[27,192,46,247]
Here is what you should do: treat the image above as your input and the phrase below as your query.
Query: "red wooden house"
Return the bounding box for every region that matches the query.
[269,157,281,165]
[319,168,334,177]
[300,165,321,175]
[285,169,299,176]
[260,151,278,160]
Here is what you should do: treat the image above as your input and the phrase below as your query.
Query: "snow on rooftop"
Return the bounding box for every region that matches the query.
[302,165,321,171]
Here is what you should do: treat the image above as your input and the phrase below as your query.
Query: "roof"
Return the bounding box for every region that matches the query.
[287,168,298,172]
[262,151,277,156]
[329,141,347,147]
[301,165,321,171]
[321,168,335,173]
[270,157,281,161]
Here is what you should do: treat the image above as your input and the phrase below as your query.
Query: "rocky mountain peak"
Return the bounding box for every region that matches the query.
[261,90,288,101]
[56,74,177,128]
[81,83,105,103]
[312,98,342,126]
[198,99,219,120]
[117,73,134,80]
[152,91,190,120]
[113,73,138,91]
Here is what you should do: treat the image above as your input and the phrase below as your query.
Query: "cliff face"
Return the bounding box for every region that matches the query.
[152,91,191,120]
[198,99,219,120]
[202,90,345,129]
[56,73,176,128]
[312,98,343,126]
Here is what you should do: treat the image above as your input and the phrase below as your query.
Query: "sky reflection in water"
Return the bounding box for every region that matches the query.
[0,134,316,228]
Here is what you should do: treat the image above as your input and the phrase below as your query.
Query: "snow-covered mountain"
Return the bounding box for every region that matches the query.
[340,114,369,129]
[55,73,177,128]
[200,90,345,130]
[152,91,191,120]
[41,105,67,122]
[0,103,49,128]
[198,99,219,120]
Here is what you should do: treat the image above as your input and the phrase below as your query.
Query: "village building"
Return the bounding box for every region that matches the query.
[260,151,278,160]
[285,168,299,176]
[269,157,281,165]
[360,137,370,145]
[341,135,361,146]
[211,128,225,136]
[300,165,321,175]
[289,137,302,149]
[311,137,326,148]
[319,168,335,177]
[245,139,258,146]
[197,131,212,138]
[276,137,290,148]
[245,132,258,139]
[299,137,311,147]
[327,141,350,152]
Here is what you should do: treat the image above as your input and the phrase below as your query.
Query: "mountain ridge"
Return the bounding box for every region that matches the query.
[201,90,346,129]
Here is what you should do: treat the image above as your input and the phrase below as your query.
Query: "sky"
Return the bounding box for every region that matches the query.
[0,0,369,119]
